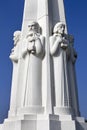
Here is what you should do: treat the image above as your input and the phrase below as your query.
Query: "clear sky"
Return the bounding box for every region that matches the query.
[0,0,87,123]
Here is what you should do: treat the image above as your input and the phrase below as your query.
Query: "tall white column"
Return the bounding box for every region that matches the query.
[1,0,87,130]
[21,0,38,37]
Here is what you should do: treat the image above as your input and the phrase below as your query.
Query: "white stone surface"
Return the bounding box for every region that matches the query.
[9,22,45,117]
[9,31,22,117]
[1,114,87,130]
[0,114,77,130]
[0,0,87,130]
[50,23,70,111]
[0,125,3,130]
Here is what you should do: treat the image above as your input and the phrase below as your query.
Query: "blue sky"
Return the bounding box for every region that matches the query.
[0,0,87,123]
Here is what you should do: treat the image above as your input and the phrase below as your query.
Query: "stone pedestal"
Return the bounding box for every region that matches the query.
[17,107,44,115]
[0,115,76,130]
[1,114,87,130]
[54,107,74,115]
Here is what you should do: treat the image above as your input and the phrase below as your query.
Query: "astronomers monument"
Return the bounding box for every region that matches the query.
[0,0,87,130]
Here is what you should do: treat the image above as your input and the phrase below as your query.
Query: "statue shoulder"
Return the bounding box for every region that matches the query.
[40,35,44,39]
[50,35,56,43]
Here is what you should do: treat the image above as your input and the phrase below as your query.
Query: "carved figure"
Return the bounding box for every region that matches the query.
[9,31,21,116]
[67,35,80,116]
[21,22,45,108]
[9,31,21,62]
[50,22,71,114]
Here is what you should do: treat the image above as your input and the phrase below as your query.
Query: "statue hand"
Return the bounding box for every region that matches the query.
[56,36,62,43]
[28,44,36,54]
[9,53,18,62]
[62,38,69,44]
[60,43,68,50]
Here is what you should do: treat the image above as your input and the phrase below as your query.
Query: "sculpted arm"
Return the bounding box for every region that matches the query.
[22,39,28,57]
[40,36,45,58]
[9,48,18,62]
[50,36,61,55]
[35,37,44,57]
[9,44,19,62]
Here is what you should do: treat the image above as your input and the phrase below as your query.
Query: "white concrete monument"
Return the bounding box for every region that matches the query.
[0,0,87,130]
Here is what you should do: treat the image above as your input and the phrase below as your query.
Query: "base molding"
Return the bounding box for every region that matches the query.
[54,107,74,115]
[0,114,87,130]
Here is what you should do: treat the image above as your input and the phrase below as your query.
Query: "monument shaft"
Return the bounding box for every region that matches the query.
[0,0,87,130]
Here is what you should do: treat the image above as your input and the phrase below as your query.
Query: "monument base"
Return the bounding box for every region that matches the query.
[54,106,74,115]
[8,106,44,117]
[0,114,87,130]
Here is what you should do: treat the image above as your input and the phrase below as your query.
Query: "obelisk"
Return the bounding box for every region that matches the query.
[0,0,87,130]
[8,0,67,117]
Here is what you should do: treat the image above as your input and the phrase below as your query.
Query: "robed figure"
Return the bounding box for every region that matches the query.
[50,22,71,115]
[21,22,45,111]
[9,31,21,116]
[67,35,80,116]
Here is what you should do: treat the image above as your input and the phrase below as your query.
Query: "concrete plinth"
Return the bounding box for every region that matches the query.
[54,107,74,115]
[17,107,44,115]
[0,114,87,130]
[0,114,72,130]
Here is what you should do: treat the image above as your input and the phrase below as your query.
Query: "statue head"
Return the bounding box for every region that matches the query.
[28,21,40,33]
[13,31,21,46]
[53,22,65,35]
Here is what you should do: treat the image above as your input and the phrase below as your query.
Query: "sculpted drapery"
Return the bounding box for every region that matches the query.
[9,31,21,115]
[50,22,71,114]
[67,35,80,116]
[21,22,45,107]
[9,22,79,116]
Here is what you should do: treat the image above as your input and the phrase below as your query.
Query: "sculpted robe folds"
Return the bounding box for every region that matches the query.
[50,36,69,105]
[0,0,87,128]
[23,36,44,106]
[67,36,80,116]
[9,31,21,116]
[16,28,45,114]
[50,23,72,115]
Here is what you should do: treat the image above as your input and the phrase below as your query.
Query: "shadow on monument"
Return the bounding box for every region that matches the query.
[76,121,87,130]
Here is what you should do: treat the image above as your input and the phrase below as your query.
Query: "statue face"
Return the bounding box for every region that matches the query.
[13,31,21,45]
[13,34,19,45]
[28,22,38,33]
[57,24,65,35]
[53,22,65,35]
